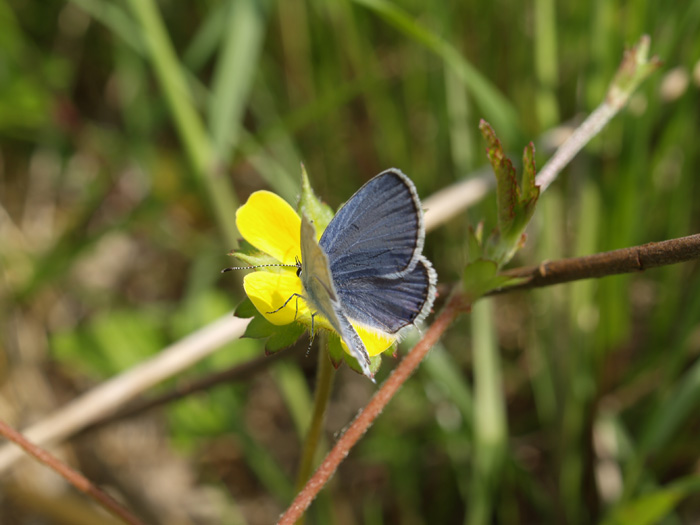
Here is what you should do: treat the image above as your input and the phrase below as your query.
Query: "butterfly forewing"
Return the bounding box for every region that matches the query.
[320,169,424,280]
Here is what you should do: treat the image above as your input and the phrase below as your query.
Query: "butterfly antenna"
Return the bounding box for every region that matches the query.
[221,263,298,273]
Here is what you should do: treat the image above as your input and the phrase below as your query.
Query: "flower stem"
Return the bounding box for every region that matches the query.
[279,292,470,524]
[293,338,336,520]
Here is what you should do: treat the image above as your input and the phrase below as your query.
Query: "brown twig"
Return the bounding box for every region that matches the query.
[277,292,470,524]
[493,233,700,293]
[0,419,144,525]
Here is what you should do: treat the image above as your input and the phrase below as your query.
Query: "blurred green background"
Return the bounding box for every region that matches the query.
[1,0,699,523]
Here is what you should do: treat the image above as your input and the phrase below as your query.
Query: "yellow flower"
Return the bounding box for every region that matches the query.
[235,190,396,357]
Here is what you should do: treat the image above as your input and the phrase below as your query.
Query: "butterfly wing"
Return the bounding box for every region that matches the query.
[334,256,437,333]
[320,169,424,279]
[299,214,373,378]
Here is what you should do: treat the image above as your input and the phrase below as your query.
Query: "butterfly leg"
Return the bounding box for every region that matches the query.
[307,312,317,357]
[267,293,304,318]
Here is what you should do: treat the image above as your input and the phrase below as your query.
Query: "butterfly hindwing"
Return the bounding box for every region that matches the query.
[334,257,436,333]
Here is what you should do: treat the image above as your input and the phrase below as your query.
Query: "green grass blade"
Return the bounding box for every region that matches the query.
[208,0,268,163]
[125,0,239,246]
[469,298,507,524]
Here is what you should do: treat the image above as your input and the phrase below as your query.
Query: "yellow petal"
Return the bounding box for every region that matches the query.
[352,324,396,356]
[236,191,301,265]
[244,271,309,326]
[243,271,335,333]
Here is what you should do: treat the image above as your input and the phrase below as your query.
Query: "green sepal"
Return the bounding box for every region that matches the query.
[235,298,305,354]
[343,348,383,377]
[463,258,529,302]
[241,313,278,339]
[234,297,258,318]
[299,163,335,233]
[228,239,285,271]
[327,331,385,376]
[326,332,345,369]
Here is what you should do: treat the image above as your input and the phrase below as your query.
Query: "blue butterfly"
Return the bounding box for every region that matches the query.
[298,169,437,379]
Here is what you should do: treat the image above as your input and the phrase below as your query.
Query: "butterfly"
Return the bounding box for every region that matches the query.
[296,168,436,380]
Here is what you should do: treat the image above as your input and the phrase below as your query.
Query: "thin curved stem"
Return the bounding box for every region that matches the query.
[536,35,661,192]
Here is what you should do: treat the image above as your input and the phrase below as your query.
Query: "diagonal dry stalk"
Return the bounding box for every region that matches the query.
[0,419,144,525]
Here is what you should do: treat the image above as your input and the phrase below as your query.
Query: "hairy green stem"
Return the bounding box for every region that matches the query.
[293,341,336,521]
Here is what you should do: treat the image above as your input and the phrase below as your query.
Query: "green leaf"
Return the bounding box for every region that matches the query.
[480,120,519,237]
[478,120,540,266]
[509,143,540,237]
[521,141,539,202]
[463,259,529,302]
[299,164,335,233]
[466,222,485,262]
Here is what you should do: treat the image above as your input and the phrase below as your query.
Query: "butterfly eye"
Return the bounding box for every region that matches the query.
[296,266,302,277]
[294,256,302,277]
